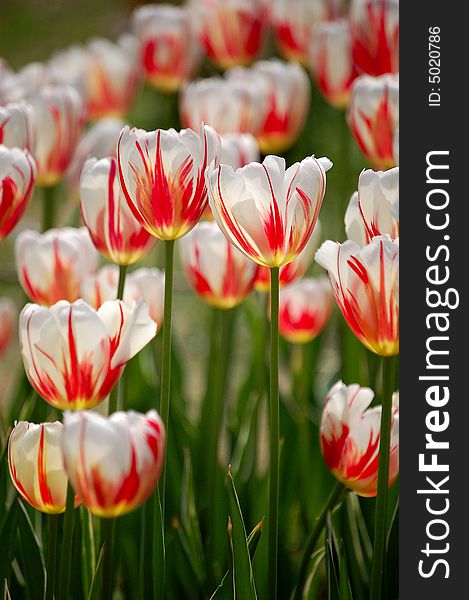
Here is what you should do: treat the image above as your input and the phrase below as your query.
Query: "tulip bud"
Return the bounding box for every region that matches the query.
[16,227,98,306]
[348,73,399,169]
[350,0,399,76]
[0,145,36,240]
[62,409,165,517]
[19,299,157,410]
[320,381,399,496]
[0,297,16,356]
[316,235,399,356]
[180,221,257,309]
[207,154,331,268]
[80,156,156,265]
[28,84,85,186]
[117,124,221,240]
[279,277,332,343]
[8,421,77,514]
[345,167,399,246]
[0,102,35,151]
[132,4,202,92]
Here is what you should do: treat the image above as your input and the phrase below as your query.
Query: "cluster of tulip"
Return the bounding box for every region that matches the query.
[0,0,399,598]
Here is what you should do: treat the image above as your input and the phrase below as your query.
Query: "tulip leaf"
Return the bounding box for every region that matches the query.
[0,500,19,588]
[339,541,354,600]
[325,512,340,600]
[87,545,104,600]
[80,507,97,600]
[152,487,165,600]
[226,466,257,600]
[16,499,46,600]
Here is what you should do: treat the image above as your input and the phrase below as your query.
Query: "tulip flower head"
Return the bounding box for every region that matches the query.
[133,4,202,92]
[255,220,322,291]
[348,73,399,169]
[28,84,85,186]
[180,221,257,309]
[350,0,399,76]
[271,0,344,65]
[309,20,356,108]
[316,235,399,356]
[345,167,399,246]
[0,62,48,104]
[190,0,268,70]
[320,381,399,496]
[207,154,332,268]
[80,265,120,308]
[279,276,333,343]
[0,297,15,356]
[126,268,165,327]
[0,102,35,151]
[117,124,221,240]
[0,145,36,240]
[80,156,156,265]
[20,299,157,410]
[229,60,311,154]
[16,227,98,306]
[180,76,269,137]
[220,133,260,169]
[8,421,76,514]
[62,409,165,517]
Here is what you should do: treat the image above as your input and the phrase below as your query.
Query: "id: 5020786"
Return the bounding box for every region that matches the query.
[428,26,441,107]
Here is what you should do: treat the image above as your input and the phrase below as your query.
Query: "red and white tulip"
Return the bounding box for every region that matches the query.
[19,299,157,410]
[348,73,399,169]
[309,20,356,108]
[15,227,98,306]
[345,167,399,246]
[0,102,35,151]
[180,221,257,309]
[279,276,333,343]
[117,124,221,240]
[320,381,399,496]
[132,4,201,92]
[8,421,77,514]
[28,84,85,186]
[271,0,344,65]
[190,0,268,70]
[220,133,260,169]
[62,409,165,517]
[316,235,399,356]
[0,297,16,357]
[350,0,399,76]
[0,62,48,104]
[0,145,36,240]
[80,156,156,265]
[206,154,331,268]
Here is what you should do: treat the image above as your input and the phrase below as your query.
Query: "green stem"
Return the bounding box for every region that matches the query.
[294,482,345,600]
[369,355,397,600]
[268,267,280,600]
[57,484,75,600]
[108,264,128,415]
[45,514,58,600]
[42,185,57,232]
[102,518,116,600]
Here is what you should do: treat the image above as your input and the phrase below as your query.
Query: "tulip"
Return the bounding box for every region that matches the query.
[8,421,76,514]
[180,75,269,137]
[350,0,399,76]
[347,73,399,169]
[180,221,257,309]
[220,133,260,169]
[16,227,98,306]
[126,268,165,327]
[20,299,157,410]
[132,4,202,92]
[271,0,344,65]
[315,235,399,356]
[309,20,356,108]
[206,154,331,268]
[48,45,89,96]
[190,0,268,70]
[0,62,48,104]
[345,167,399,246]
[320,380,399,496]
[67,117,125,196]
[0,145,36,240]
[80,156,156,265]
[255,221,322,291]
[117,124,220,240]
[0,102,35,151]
[0,297,15,356]
[278,276,332,343]
[231,60,311,154]
[62,409,165,517]
[80,265,120,308]
[28,84,85,186]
